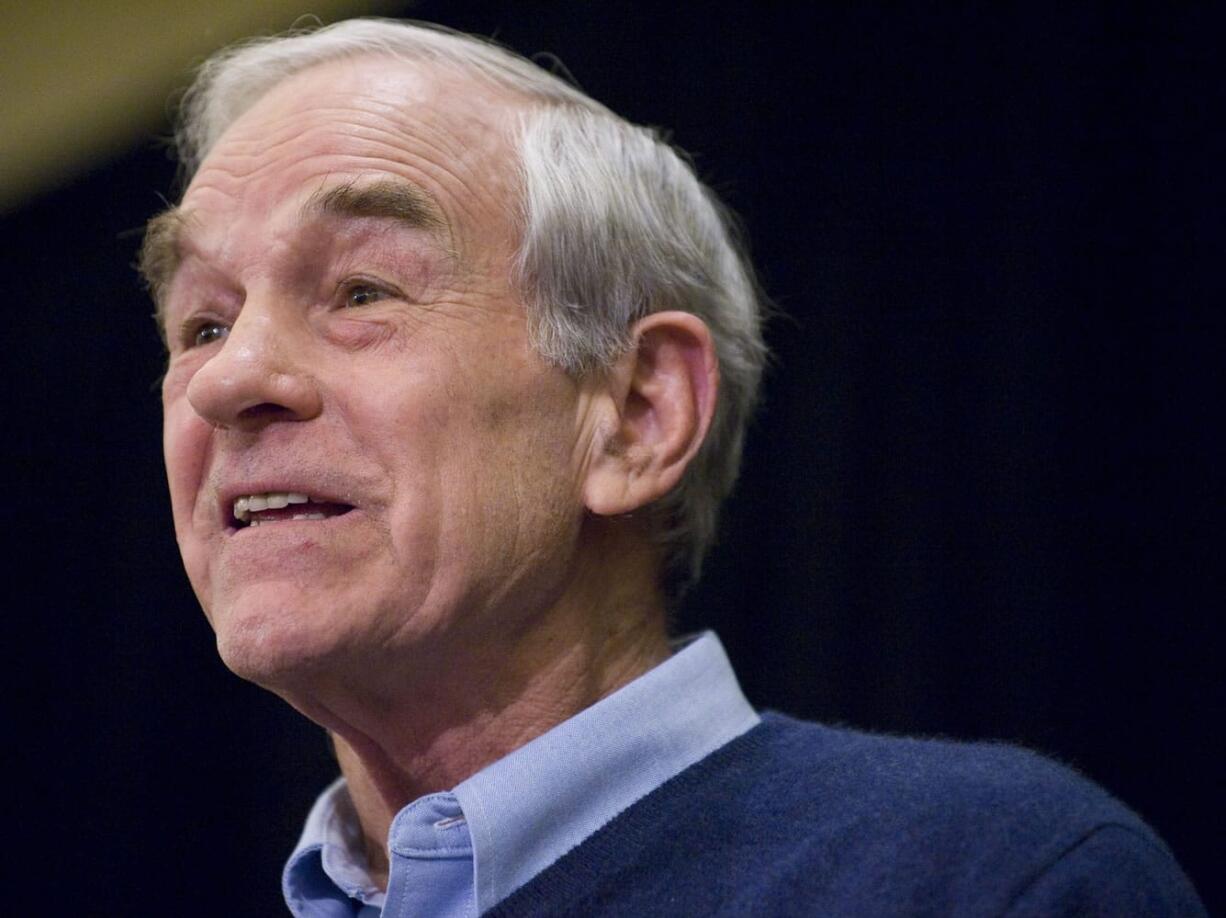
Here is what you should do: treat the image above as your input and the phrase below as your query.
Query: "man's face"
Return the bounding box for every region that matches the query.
[160,58,591,686]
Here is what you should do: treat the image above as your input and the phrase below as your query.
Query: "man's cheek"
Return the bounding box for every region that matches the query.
[175,538,219,631]
[163,406,210,527]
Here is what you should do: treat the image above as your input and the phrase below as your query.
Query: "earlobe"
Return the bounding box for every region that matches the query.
[582,311,718,517]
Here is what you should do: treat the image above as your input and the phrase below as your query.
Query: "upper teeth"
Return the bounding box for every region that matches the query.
[234,491,310,522]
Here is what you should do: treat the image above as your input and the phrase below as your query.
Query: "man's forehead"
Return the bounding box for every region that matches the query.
[193,62,519,228]
[210,53,521,152]
[142,57,523,321]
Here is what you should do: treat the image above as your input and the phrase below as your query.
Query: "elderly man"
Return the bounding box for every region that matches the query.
[142,18,1203,917]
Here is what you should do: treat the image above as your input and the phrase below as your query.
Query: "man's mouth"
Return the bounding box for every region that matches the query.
[232,492,355,528]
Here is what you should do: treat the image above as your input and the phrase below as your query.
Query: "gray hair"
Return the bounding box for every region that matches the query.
[173,18,768,595]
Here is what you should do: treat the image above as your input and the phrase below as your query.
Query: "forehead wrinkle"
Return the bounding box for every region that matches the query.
[211,83,518,232]
[151,65,525,335]
[199,100,466,187]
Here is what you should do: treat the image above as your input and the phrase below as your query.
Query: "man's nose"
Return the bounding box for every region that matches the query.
[185,306,323,431]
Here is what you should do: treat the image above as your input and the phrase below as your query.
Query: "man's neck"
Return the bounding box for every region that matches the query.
[332,614,669,887]
[290,538,672,889]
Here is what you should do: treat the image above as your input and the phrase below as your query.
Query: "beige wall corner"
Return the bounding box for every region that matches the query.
[0,0,397,212]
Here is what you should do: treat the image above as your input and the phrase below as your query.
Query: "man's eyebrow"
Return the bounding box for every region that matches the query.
[138,180,449,345]
[303,179,448,234]
[139,206,191,344]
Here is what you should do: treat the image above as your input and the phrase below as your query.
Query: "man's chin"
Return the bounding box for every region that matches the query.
[209,593,347,688]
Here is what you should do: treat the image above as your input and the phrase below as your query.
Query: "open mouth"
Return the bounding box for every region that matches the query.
[231,491,355,529]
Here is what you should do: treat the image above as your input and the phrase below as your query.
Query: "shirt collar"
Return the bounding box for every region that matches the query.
[284,776,388,910]
[284,630,758,914]
[454,630,759,910]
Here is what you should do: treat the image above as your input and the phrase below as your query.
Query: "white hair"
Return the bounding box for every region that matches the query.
[174,18,769,595]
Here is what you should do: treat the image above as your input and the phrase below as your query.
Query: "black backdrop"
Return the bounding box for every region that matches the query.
[3,4,1220,914]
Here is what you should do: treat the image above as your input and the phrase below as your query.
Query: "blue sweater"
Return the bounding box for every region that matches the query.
[488,713,1204,916]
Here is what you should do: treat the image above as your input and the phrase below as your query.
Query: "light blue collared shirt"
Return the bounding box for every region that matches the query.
[283,632,759,917]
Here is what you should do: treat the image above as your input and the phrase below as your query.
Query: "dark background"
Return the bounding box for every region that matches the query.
[3,3,1220,914]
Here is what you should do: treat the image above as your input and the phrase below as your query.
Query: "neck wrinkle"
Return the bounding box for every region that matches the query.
[322,529,671,892]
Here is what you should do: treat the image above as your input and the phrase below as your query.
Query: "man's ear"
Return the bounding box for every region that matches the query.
[583,311,718,517]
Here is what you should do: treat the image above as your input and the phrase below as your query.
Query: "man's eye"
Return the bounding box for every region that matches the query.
[191,322,229,348]
[345,284,387,307]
